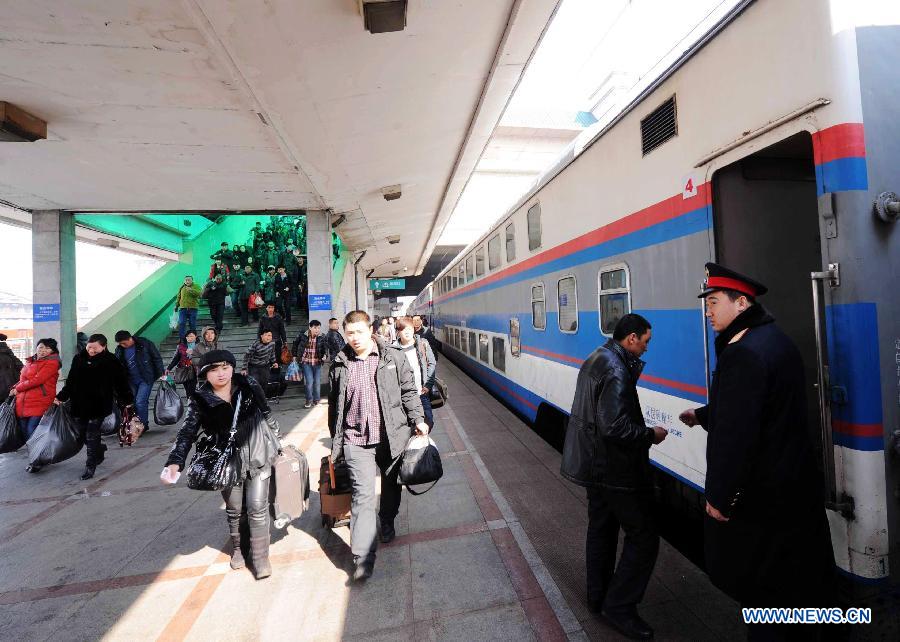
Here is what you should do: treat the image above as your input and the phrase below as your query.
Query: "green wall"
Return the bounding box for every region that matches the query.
[82,215,272,345]
[74,214,215,253]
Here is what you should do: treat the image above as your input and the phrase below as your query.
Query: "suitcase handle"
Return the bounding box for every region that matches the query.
[329,457,336,492]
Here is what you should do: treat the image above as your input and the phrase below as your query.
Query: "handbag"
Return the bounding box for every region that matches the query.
[171,364,194,384]
[187,392,242,490]
[280,344,293,365]
[254,294,265,307]
[118,404,145,447]
[395,434,443,495]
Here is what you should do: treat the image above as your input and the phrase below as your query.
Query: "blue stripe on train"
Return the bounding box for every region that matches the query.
[447,207,711,303]
[825,303,883,428]
[815,157,868,196]
[440,308,708,404]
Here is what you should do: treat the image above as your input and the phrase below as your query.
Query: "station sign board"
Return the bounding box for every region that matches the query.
[308,294,332,311]
[369,279,405,290]
[33,303,60,322]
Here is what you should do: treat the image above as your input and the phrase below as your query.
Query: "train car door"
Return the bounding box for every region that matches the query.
[711,131,825,462]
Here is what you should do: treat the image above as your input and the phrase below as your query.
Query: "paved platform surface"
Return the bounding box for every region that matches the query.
[0,359,743,641]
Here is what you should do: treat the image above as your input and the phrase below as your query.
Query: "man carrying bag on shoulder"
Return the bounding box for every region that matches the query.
[328,310,428,582]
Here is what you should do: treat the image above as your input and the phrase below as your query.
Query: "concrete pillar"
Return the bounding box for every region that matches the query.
[304,210,333,326]
[32,210,77,376]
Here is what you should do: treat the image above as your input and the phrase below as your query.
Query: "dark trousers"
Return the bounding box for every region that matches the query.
[77,417,106,467]
[586,487,659,615]
[209,303,225,333]
[276,295,292,324]
[18,416,41,441]
[343,440,402,563]
[222,475,268,547]
[420,392,434,429]
[181,378,197,399]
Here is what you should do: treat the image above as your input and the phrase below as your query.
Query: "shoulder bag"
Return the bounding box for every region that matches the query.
[186,391,242,490]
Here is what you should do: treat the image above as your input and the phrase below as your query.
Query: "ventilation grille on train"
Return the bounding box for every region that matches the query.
[640,95,677,155]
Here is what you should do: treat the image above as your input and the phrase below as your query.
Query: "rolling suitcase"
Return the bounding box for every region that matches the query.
[269,444,310,529]
[319,455,352,528]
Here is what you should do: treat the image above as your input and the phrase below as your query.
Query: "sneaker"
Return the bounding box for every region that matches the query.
[317,399,327,405]
[26,464,42,474]
[303,402,312,409]
[352,560,374,582]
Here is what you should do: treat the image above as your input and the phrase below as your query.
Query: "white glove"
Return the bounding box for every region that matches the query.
[415,422,430,436]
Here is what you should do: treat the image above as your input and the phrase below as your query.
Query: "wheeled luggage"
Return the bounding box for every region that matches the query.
[319,455,351,528]
[269,444,310,529]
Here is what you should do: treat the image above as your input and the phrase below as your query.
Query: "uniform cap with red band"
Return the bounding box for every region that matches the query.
[698,262,768,298]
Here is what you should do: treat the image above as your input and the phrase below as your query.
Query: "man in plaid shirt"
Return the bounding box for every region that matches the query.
[328,310,427,582]
[292,320,326,408]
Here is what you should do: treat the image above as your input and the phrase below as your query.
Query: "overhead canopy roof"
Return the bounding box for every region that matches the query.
[0,0,560,275]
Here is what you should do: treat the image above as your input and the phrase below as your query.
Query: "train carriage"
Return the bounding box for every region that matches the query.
[415,0,900,595]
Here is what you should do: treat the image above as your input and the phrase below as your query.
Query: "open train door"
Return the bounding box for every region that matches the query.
[710,131,836,497]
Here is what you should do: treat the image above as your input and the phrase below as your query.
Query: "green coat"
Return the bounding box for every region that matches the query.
[175,283,203,310]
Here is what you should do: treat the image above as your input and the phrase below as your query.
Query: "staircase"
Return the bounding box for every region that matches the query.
[158,303,314,410]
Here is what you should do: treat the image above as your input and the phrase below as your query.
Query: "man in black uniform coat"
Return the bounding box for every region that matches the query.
[561,313,667,640]
[680,263,835,638]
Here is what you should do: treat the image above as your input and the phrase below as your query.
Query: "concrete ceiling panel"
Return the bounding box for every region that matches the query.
[0,0,560,273]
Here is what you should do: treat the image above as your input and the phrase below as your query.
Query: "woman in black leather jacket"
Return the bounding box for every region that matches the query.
[162,349,281,580]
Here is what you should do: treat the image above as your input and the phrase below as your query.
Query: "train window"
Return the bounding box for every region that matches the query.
[492,337,505,371]
[527,203,541,251]
[531,283,546,330]
[479,333,489,363]
[466,255,474,282]
[458,264,465,287]
[598,265,631,336]
[505,222,516,262]
[488,234,501,271]
[475,245,485,277]
[449,327,455,349]
[468,331,477,356]
[454,328,460,349]
[509,318,520,357]
[557,276,578,333]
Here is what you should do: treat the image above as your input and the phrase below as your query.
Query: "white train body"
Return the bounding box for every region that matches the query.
[412,0,900,588]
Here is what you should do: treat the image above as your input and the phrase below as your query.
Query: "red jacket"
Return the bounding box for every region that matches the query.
[14,354,61,418]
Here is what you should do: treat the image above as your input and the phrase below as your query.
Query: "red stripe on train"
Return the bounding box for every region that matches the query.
[812,123,865,165]
[832,419,882,438]
[435,182,712,304]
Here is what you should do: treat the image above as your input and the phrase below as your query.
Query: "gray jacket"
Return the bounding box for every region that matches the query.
[328,336,425,462]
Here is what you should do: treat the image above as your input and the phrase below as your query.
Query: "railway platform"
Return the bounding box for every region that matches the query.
[0,359,742,641]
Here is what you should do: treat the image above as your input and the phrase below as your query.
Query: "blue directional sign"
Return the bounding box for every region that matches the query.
[33,303,60,322]
[308,294,332,311]
[369,278,405,290]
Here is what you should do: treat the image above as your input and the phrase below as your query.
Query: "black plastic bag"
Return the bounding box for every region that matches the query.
[0,397,25,454]
[153,381,184,426]
[27,404,84,466]
[100,406,121,436]
[398,435,443,495]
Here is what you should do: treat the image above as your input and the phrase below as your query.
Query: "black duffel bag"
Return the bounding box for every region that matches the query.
[397,434,443,495]
[27,404,84,466]
[0,397,25,454]
[153,380,184,426]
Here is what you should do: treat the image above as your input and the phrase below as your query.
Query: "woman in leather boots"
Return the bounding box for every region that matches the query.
[163,349,282,580]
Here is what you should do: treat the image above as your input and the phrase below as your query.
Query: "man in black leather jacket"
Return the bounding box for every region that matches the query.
[560,314,666,640]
